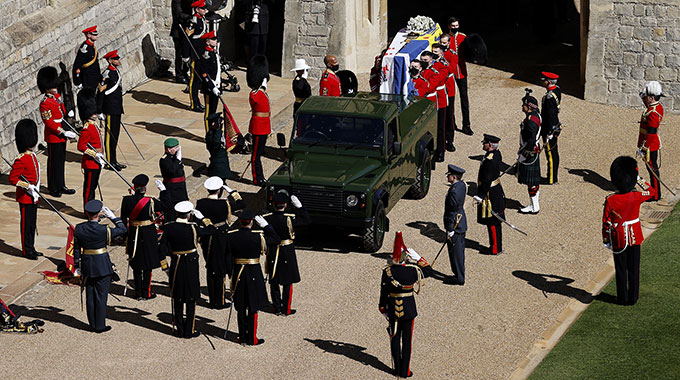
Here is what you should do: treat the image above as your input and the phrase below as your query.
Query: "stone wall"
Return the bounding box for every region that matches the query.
[584,0,680,111]
[0,0,162,163]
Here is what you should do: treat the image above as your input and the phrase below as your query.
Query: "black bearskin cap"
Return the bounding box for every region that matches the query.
[337,70,358,95]
[15,119,38,152]
[37,66,59,93]
[77,87,98,121]
[610,155,638,193]
[460,33,488,65]
[246,55,270,89]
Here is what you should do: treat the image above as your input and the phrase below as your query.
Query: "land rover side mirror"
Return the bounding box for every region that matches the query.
[392,141,402,156]
[277,133,286,148]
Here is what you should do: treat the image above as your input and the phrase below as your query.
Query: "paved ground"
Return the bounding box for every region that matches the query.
[1,64,678,380]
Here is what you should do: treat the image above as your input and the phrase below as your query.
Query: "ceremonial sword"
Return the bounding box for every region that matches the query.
[635,152,676,196]
[120,121,145,160]
[87,142,134,189]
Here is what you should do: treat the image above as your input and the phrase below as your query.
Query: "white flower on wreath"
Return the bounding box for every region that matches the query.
[406,15,435,34]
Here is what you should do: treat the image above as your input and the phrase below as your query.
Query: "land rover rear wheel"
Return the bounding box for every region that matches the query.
[407,150,432,199]
[361,201,386,253]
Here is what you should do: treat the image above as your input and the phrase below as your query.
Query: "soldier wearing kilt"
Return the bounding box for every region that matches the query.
[159,201,215,338]
[517,94,542,214]
[120,174,171,300]
[196,177,245,309]
[473,134,505,254]
[227,210,281,346]
[264,192,310,316]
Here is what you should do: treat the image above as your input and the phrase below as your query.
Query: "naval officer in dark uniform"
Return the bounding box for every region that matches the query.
[472,134,505,254]
[73,200,127,332]
[264,192,310,316]
[227,210,281,345]
[443,164,467,285]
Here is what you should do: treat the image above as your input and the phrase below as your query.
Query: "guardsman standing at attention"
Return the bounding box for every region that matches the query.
[196,176,245,309]
[76,88,106,211]
[159,138,189,208]
[291,59,311,116]
[159,201,215,338]
[444,164,467,285]
[97,50,126,171]
[319,55,341,97]
[447,17,473,136]
[472,134,505,255]
[420,51,449,161]
[636,81,665,201]
[74,200,127,333]
[246,55,271,186]
[72,26,101,91]
[439,33,459,143]
[603,156,657,305]
[540,72,562,185]
[432,43,456,153]
[199,31,221,133]
[409,60,431,98]
[38,66,77,197]
[183,0,208,112]
[120,174,171,300]
[205,113,232,180]
[379,232,433,379]
[9,119,41,260]
[227,210,281,346]
[264,192,310,316]
[517,93,542,214]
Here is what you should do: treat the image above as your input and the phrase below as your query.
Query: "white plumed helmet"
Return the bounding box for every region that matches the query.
[640,81,664,98]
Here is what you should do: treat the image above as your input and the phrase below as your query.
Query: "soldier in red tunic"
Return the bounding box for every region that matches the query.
[76,88,106,211]
[38,66,77,197]
[319,55,341,97]
[420,51,449,162]
[9,120,41,260]
[602,156,656,305]
[446,17,473,136]
[246,55,271,186]
[409,60,431,98]
[636,81,664,201]
[432,43,456,152]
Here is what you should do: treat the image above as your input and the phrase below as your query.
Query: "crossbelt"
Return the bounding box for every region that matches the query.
[83,248,107,255]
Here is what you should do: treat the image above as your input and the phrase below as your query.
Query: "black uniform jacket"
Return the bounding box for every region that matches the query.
[379,262,432,321]
[196,192,245,276]
[205,128,229,179]
[477,150,505,223]
[245,0,271,35]
[264,207,310,285]
[160,217,216,302]
[227,225,281,311]
[159,153,189,205]
[74,218,127,278]
[183,13,206,60]
[120,191,171,270]
[199,46,220,94]
[444,181,467,233]
[541,86,561,136]
[292,76,311,100]
[96,66,123,115]
[72,41,101,89]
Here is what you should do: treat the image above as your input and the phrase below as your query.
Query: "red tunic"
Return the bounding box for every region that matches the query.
[637,102,663,151]
[77,120,103,169]
[412,75,431,98]
[9,151,40,204]
[432,59,450,106]
[450,32,467,79]
[249,88,271,135]
[40,93,66,144]
[602,186,656,251]
[422,65,447,109]
[319,69,341,96]
[442,48,457,97]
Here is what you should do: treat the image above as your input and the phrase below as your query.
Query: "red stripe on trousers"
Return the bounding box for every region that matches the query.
[287,285,293,314]
[407,319,415,377]
[20,205,26,255]
[148,272,152,298]
[490,225,498,254]
[253,312,258,345]
[251,136,259,183]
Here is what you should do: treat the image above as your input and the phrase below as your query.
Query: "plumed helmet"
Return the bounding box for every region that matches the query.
[391,231,407,263]
[15,119,38,152]
[640,81,663,98]
[522,95,539,110]
[336,70,358,95]
[460,33,488,65]
[246,55,270,90]
[37,66,59,93]
[77,87,98,121]
[610,155,638,193]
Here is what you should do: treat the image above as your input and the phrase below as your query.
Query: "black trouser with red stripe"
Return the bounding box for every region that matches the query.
[104,114,122,165]
[203,93,219,133]
[445,96,456,146]
[390,318,414,378]
[47,142,66,193]
[19,203,37,257]
[647,150,660,200]
[270,277,293,315]
[455,77,470,128]
[206,273,226,307]
[251,134,267,185]
[172,300,196,337]
[237,306,260,345]
[613,245,641,305]
[486,221,503,254]
[435,108,446,160]
[82,168,101,210]
[133,269,153,299]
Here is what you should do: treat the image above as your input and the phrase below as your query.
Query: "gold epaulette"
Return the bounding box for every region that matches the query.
[486,152,494,160]
[262,212,272,217]
[227,230,238,234]
[284,213,296,217]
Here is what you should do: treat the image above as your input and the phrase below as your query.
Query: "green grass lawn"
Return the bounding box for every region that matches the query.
[529,203,680,380]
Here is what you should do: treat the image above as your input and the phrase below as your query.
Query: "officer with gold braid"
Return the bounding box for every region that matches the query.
[472,134,505,255]
[97,50,126,171]
[182,0,208,112]
[72,26,101,91]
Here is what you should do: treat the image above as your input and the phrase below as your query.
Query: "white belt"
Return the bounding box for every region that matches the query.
[447,74,454,78]
[436,85,446,90]
[615,218,639,227]
[426,93,436,98]
[54,118,63,123]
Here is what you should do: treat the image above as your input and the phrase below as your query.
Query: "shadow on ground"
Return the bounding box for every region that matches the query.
[512,270,593,304]
[566,167,615,191]
[304,338,393,375]
[137,121,204,143]
[129,90,188,110]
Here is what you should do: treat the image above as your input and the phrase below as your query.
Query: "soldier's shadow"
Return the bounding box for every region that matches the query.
[2,191,84,219]
[157,311,239,342]
[0,238,24,257]
[512,270,593,304]
[137,121,204,143]
[304,338,393,375]
[107,305,171,335]
[405,221,485,254]
[9,305,91,331]
[566,167,616,191]
[505,198,524,211]
[295,225,357,254]
[129,90,189,111]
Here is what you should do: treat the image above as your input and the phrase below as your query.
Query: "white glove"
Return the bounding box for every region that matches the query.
[73,268,82,277]
[447,231,455,238]
[68,110,75,118]
[95,153,106,166]
[101,206,116,220]
[603,243,612,250]
[254,215,268,228]
[290,195,302,208]
[406,248,421,262]
[212,87,221,96]
[76,84,83,91]
[223,184,234,193]
[98,113,105,120]
[192,209,205,220]
[176,146,182,161]
[155,179,166,192]
[182,57,190,63]
[472,195,483,204]
[635,149,644,159]
[27,184,39,202]
[63,130,77,139]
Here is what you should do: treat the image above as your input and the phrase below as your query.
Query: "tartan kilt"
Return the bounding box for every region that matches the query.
[518,157,541,186]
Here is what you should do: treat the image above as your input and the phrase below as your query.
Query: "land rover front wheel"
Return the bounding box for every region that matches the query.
[361,201,386,253]
[407,150,432,199]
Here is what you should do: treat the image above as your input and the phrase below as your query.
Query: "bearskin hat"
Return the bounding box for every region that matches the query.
[37,66,59,93]
[77,87,97,121]
[460,33,488,65]
[15,119,38,152]
[336,70,358,95]
[610,155,638,193]
[246,55,270,90]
